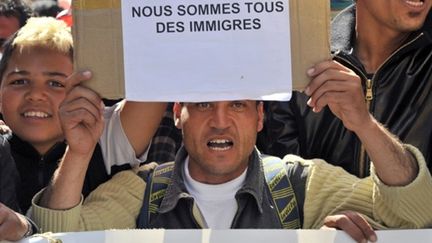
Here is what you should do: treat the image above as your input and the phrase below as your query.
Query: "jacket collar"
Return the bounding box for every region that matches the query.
[9,134,66,162]
[158,146,265,214]
[331,4,432,54]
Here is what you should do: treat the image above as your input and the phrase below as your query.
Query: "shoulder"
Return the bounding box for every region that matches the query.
[281,154,313,182]
[0,135,13,160]
[261,154,311,182]
[135,162,166,182]
[0,134,10,147]
[280,154,353,185]
[282,154,313,169]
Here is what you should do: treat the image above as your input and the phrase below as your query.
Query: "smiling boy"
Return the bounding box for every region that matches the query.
[258,0,432,178]
[0,17,166,212]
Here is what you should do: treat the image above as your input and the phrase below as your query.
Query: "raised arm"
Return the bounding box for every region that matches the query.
[306,60,417,186]
[40,71,104,209]
[34,71,164,231]
[120,101,167,157]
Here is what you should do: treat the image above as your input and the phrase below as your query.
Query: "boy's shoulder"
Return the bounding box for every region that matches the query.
[0,133,12,148]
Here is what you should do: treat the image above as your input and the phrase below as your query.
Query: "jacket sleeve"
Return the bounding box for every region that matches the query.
[302,145,432,229]
[30,170,145,232]
[0,135,20,212]
[257,100,301,158]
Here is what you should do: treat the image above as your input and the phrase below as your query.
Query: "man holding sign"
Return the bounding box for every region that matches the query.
[32,98,432,242]
[258,0,432,178]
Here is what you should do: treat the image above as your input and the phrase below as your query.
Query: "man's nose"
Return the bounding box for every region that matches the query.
[209,106,231,129]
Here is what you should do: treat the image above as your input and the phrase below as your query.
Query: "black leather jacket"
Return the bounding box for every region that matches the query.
[0,135,19,212]
[257,5,432,177]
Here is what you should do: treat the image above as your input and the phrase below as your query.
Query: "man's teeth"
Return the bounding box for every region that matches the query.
[405,0,424,7]
[23,111,49,118]
[208,139,233,151]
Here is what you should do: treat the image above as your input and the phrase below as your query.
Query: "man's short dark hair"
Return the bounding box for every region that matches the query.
[0,33,17,82]
[31,0,62,18]
[0,0,33,27]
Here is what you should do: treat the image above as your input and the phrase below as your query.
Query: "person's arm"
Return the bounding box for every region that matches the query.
[33,71,159,232]
[0,203,35,241]
[89,71,166,171]
[306,60,416,186]
[39,71,104,209]
[98,100,166,173]
[301,146,432,230]
[354,116,416,185]
[32,170,145,232]
[120,101,166,157]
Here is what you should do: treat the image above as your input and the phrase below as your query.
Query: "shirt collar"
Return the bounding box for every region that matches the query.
[158,146,265,214]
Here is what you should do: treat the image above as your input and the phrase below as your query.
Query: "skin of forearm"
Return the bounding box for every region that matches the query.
[121,102,167,157]
[354,115,418,186]
[40,147,94,210]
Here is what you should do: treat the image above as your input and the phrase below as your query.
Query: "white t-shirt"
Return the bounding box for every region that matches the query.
[99,100,149,174]
[183,158,247,229]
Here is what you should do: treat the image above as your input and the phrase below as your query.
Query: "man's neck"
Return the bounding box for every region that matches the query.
[354,30,410,74]
[355,9,412,73]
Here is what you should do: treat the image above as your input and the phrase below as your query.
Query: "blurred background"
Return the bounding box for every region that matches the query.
[331,0,353,18]
[22,0,353,24]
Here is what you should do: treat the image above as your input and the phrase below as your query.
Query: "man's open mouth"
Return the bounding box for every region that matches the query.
[208,139,234,151]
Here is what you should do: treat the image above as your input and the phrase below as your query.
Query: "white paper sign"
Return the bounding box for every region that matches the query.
[9,229,432,243]
[121,0,292,102]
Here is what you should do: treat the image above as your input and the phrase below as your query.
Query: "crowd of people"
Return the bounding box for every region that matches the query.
[0,0,431,242]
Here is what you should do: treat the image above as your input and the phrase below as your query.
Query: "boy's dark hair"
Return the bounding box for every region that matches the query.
[0,0,33,27]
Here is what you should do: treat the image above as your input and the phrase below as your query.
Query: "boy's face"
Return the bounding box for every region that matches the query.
[0,46,73,154]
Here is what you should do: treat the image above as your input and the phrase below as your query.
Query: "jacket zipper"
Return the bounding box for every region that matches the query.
[38,157,45,186]
[335,33,423,177]
[358,79,373,177]
[365,79,373,101]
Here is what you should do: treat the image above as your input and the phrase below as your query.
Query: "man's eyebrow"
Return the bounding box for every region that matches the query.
[42,71,69,78]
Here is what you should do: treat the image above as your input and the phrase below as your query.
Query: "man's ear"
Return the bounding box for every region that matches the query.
[257,101,264,132]
[173,102,182,129]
